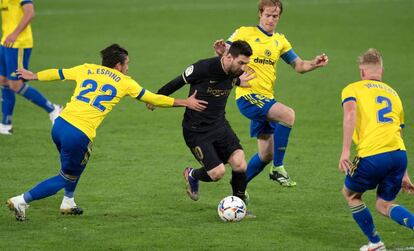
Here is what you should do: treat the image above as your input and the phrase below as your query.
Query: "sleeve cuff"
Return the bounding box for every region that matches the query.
[281,49,298,64]
[136,88,146,100]
[58,69,65,80]
[400,124,405,129]
[342,97,356,106]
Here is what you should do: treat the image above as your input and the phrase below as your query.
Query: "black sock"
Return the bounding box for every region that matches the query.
[231,171,247,199]
[191,168,213,182]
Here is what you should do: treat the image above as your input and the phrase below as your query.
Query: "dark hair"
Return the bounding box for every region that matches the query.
[100,44,129,68]
[228,40,253,57]
[258,0,283,15]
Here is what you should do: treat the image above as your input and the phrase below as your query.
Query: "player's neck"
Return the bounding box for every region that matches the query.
[220,57,229,74]
[362,75,382,82]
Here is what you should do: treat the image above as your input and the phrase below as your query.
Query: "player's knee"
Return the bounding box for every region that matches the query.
[8,81,22,92]
[208,165,225,181]
[229,150,247,172]
[375,199,393,216]
[285,107,295,126]
[232,159,247,172]
[61,172,78,182]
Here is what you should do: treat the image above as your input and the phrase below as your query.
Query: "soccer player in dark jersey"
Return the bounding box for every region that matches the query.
[152,40,254,204]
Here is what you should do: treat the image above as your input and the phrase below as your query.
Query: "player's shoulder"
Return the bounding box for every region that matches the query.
[274,32,289,40]
[234,26,257,36]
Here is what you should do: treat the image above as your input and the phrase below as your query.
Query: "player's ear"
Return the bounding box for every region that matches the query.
[114,62,123,72]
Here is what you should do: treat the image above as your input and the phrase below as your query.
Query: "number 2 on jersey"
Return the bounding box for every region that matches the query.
[76,79,117,112]
[376,96,393,123]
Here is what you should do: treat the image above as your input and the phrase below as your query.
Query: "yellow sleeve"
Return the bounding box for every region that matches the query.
[227,27,247,42]
[37,65,84,81]
[139,90,174,107]
[128,79,174,107]
[37,69,61,81]
[280,34,293,55]
[341,85,357,105]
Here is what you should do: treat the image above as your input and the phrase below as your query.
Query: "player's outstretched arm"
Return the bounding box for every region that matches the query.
[17,68,38,80]
[141,89,207,112]
[339,100,356,174]
[291,53,329,74]
[18,68,65,81]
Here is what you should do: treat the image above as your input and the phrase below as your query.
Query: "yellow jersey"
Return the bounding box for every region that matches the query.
[38,63,175,140]
[0,0,33,48]
[227,26,297,99]
[341,79,405,157]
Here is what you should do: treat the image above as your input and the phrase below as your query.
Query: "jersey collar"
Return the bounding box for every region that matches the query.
[256,25,273,37]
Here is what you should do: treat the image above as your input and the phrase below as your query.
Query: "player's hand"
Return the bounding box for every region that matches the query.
[313,53,329,68]
[238,68,255,88]
[338,151,351,174]
[186,90,208,112]
[402,174,414,195]
[16,68,37,80]
[213,39,226,57]
[146,103,155,111]
[4,32,18,48]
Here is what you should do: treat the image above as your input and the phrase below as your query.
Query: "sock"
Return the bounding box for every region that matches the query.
[17,83,54,113]
[1,86,15,124]
[191,168,213,182]
[231,171,247,199]
[273,122,292,167]
[64,177,79,198]
[389,205,414,230]
[350,204,381,243]
[246,153,268,183]
[23,172,72,203]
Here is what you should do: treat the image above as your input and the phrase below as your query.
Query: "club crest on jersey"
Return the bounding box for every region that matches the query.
[185,65,194,77]
[232,78,238,86]
[275,41,279,47]
[265,49,272,57]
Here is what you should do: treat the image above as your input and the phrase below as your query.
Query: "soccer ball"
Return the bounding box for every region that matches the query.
[217,196,246,222]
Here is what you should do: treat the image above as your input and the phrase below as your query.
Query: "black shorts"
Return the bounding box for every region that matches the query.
[183,124,243,171]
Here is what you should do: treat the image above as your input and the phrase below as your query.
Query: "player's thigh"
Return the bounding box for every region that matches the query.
[377,150,407,202]
[213,124,244,168]
[236,94,276,121]
[52,117,92,177]
[3,47,31,81]
[344,156,380,194]
[183,129,223,172]
[267,102,295,125]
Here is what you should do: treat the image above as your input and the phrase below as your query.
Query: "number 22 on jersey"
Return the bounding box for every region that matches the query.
[76,79,117,112]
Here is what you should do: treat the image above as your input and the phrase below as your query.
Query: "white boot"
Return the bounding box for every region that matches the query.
[6,194,29,221]
[60,196,83,215]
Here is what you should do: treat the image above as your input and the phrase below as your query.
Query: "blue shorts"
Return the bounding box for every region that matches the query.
[0,45,32,80]
[345,150,407,201]
[51,117,92,177]
[236,94,278,137]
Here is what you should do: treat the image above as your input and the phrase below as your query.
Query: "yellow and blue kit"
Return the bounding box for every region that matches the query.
[1,0,33,48]
[0,0,33,80]
[341,79,405,158]
[228,26,297,137]
[342,79,407,200]
[37,63,175,176]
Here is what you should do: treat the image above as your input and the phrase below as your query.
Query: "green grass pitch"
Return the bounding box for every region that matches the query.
[1,0,413,250]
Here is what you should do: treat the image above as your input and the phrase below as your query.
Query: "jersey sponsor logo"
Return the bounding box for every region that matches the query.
[207,87,231,97]
[185,65,194,77]
[265,49,272,57]
[253,57,275,66]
